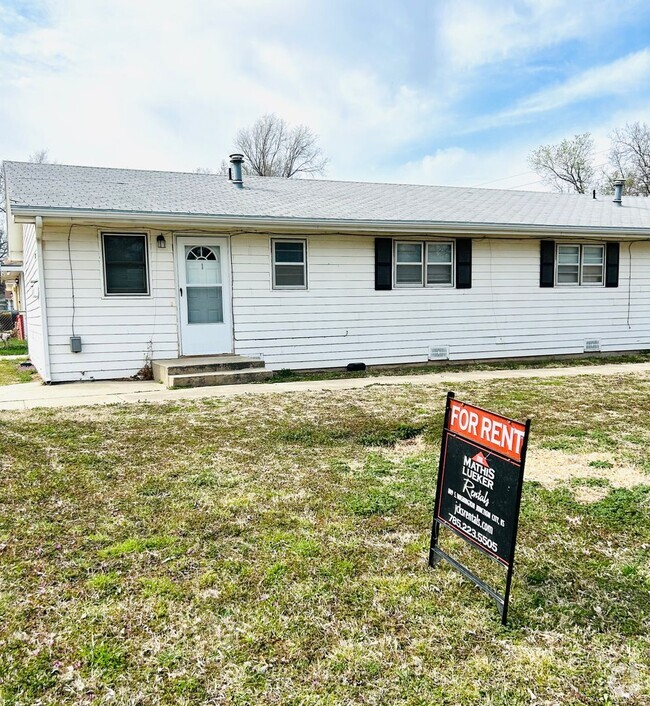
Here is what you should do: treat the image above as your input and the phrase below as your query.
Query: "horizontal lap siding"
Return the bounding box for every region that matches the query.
[42,226,178,381]
[22,224,47,378]
[232,235,650,370]
[39,228,650,379]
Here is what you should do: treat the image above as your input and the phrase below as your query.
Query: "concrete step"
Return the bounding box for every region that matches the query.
[168,367,273,388]
[153,355,266,386]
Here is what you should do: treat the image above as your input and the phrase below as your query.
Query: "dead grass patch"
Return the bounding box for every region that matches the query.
[526,448,649,489]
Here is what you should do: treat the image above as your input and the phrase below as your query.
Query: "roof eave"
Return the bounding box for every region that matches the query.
[9,205,650,238]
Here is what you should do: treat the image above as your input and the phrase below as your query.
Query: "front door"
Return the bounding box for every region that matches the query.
[176,236,232,356]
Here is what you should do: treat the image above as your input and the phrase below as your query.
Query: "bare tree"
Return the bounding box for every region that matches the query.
[28,149,51,164]
[528,133,595,194]
[234,114,327,178]
[194,162,232,176]
[605,122,650,196]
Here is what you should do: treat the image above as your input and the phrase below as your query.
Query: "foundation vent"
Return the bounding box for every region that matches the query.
[429,346,450,361]
[584,339,601,353]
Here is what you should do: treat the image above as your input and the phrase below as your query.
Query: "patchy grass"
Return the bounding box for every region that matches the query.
[0,358,38,385]
[0,373,649,703]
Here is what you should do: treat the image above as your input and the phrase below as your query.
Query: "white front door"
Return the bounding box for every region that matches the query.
[176,236,232,356]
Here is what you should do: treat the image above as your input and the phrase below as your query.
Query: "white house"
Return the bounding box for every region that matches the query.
[3,157,650,386]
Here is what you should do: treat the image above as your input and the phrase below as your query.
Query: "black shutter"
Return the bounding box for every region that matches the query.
[375,238,392,290]
[455,238,472,289]
[540,240,555,287]
[605,242,620,288]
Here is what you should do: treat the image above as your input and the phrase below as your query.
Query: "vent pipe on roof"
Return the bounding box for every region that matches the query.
[613,179,624,206]
[229,153,244,188]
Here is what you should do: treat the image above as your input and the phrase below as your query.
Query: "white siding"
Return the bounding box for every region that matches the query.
[22,224,48,378]
[231,235,650,369]
[42,226,178,381]
[40,228,650,381]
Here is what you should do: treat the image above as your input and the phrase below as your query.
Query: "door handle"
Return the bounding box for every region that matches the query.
[179,287,183,297]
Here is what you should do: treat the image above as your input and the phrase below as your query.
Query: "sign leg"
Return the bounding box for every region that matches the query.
[429,520,441,567]
[501,565,514,626]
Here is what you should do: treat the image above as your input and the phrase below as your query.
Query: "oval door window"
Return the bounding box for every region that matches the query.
[185,246,223,324]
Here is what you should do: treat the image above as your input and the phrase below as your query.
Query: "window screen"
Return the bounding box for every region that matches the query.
[557,245,580,284]
[582,245,604,284]
[426,242,453,285]
[103,234,149,295]
[395,241,454,287]
[395,242,424,285]
[273,241,307,288]
[557,244,604,286]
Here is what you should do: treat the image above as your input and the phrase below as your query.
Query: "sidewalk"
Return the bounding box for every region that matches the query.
[1,361,650,411]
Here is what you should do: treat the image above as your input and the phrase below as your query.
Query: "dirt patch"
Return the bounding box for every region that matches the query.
[526,448,648,490]
[387,434,428,461]
[572,485,611,504]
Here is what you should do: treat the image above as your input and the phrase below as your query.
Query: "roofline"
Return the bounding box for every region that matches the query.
[0,159,565,196]
[10,205,650,238]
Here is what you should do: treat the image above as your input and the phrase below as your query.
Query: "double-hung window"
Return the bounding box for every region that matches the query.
[102,233,149,295]
[395,241,454,287]
[556,244,604,286]
[272,240,307,289]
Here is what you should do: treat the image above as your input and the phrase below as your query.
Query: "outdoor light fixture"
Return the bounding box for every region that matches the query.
[157,235,166,248]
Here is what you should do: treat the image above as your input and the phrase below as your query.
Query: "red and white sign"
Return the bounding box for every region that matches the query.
[448,399,526,463]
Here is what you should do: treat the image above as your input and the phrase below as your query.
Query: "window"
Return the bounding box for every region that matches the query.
[272,240,307,289]
[427,242,453,285]
[556,244,604,286]
[582,245,605,284]
[395,242,423,285]
[395,241,454,287]
[102,233,149,295]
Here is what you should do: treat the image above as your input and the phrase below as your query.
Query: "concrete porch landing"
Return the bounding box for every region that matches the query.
[152,355,272,388]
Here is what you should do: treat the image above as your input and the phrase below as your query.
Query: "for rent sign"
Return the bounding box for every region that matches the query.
[429,393,531,624]
[448,399,526,463]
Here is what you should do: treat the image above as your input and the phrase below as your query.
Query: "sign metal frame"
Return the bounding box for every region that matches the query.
[429,391,531,625]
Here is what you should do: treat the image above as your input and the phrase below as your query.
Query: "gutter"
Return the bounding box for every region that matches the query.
[10,206,650,238]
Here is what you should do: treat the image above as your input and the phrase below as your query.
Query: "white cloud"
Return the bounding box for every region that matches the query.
[0,0,647,190]
[395,145,545,191]
[505,49,650,119]
[435,0,641,70]
[0,0,442,178]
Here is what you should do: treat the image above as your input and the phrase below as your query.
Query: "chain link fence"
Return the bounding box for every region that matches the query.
[0,310,19,332]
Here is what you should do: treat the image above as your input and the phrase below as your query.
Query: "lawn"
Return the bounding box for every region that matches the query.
[0,358,38,385]
[0,374,649,704]
[1,337,29,356]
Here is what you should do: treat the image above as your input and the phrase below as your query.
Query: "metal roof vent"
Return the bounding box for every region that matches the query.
[613,179,624,206]
[229,153,244,189]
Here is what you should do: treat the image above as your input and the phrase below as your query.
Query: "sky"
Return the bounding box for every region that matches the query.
[0,0,649,190]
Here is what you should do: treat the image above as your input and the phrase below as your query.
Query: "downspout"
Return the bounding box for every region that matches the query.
[35,216,52,382]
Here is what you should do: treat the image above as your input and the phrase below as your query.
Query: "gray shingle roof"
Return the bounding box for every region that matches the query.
[4,160,650,232]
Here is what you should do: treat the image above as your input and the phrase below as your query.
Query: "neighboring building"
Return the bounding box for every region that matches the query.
[2,158,650,384]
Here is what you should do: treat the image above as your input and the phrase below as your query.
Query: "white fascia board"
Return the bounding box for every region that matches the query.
[10,206,650,238]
